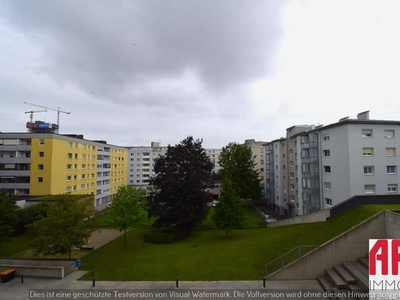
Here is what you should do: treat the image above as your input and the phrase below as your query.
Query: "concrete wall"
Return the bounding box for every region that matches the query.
[0,258,76,279]
[267,211,386,280]
[386,210,400,239]
[267,210,330,228]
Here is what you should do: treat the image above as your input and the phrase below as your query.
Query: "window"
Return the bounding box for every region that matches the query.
[322,134,330,141]
[68,142,72,148]
[324,166,331,173]
[66,186,71,193]
[362,129,373,138]
[38,177,43,183]
[75,154,78,159]
[363,166,374,175]
[67,175,71,181]
[81,184,85,190]
[325,198,332,206]
[82,174,86,179]
[67,164,72,170]
[362,147,374,156]
[289,149,293,155]
[364,184,376,194]
[387,166,397,174]
[39,152,44,158]
[290,161,294,167]
[290,184,295,190]
[323,150,330,157]
[290,172,294,178]
[67,153,73,159]
[39,139,45,145]
[324,182,332,190]
[388,184,398,193]
[386,148,396,157]
[384,129,395,139]
[37,164,44,171]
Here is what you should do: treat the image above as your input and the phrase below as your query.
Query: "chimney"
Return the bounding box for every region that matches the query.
[357,111,370,120]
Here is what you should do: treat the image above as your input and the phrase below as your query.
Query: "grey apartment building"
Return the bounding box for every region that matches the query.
[265,111,400,217]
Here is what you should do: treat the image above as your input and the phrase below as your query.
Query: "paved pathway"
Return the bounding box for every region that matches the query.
[87,229,124,250]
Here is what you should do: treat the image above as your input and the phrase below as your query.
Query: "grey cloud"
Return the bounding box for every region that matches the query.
[2,0,287,106]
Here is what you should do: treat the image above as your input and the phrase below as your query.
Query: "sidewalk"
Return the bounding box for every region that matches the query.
[0,272,328,300]
[87,229,124,250]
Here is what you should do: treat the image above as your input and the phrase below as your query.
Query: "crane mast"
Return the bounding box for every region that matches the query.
[23,102,70,133]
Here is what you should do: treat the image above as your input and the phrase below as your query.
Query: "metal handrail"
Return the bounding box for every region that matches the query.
[264,245,319,277]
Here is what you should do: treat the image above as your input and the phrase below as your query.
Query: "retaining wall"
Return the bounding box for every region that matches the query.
[267,210,330,228]
[267,211,386,280]
[0,258,76,279]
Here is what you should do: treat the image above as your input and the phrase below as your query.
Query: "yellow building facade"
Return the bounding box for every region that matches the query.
[0,133,128,210]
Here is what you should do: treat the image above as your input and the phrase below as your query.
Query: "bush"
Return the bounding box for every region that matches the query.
[143,231,176,244]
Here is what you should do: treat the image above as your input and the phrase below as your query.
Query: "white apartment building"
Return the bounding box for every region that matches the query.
[265,111,400,217]
[307,112,400,213]
[127,142,222,193]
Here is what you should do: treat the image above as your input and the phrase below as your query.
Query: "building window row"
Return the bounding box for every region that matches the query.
[361,129,395,139]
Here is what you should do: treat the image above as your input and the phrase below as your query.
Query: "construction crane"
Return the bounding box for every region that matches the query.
[24,102,70,133]
[25,110,47,123]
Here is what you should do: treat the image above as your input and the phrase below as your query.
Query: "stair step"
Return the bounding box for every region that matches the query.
[348,285,369,300]
[318,275,335,293]
[342,262,368,291]
[334,265,357,284]
[326,268,347,288]
[352,261,368,277]
[357,257,369,269]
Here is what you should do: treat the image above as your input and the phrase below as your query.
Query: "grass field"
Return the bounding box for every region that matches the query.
[77,204,400,281]
[0,234,35,257]
[2,204,399,280]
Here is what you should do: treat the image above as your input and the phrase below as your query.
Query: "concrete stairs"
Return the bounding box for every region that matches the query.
[317,257,369,300]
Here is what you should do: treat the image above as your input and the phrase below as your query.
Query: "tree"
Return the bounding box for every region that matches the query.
[218,142,262,200]
[16,202,49,234]
[213,178,244,236]
[0,190,19,243]
[147,136,214,235]
[28,194,96,259]
[108,185,146,247]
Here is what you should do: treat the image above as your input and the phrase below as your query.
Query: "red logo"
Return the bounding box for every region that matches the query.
[369,239,400,275]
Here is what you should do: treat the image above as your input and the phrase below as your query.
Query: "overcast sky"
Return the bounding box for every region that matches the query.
[1,1,400,148]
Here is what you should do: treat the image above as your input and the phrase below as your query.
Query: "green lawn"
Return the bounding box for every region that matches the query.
[78,204,400,281]
[0,234,36,257]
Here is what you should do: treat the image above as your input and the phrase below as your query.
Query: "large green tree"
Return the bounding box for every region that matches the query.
[218,142,262,200]
[0,190,19,243]
[147,136,214,235]
[108,185,146,247]
[28,194,96,259]
[16,202,49,234]
[213,178,244,236]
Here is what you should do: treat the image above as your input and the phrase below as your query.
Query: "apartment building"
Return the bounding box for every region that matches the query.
[243,139,267,191]
[265,111,400,217]
[264,126,314,216]
[265,138,285,214]
[127,142,222,193]
[303,112,400,214]
[0,133,127,210]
